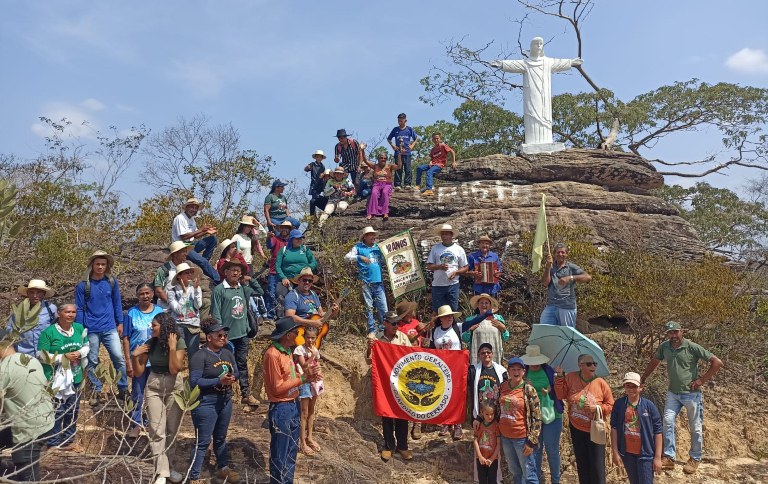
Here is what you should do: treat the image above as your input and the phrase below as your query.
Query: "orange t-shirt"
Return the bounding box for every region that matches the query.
[624,403,642,455]
[475,421,500,460]
[554,372,614,433]
[498,383,527,439]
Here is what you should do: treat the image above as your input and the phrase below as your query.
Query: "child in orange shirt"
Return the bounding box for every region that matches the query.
[474,401,501,484]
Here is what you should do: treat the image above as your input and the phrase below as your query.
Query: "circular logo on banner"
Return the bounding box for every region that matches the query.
[390,351,453,420]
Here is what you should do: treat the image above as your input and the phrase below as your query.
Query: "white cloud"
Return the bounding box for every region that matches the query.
[30,102,99,139]
[81,98,105,111]
[725,47,768,74]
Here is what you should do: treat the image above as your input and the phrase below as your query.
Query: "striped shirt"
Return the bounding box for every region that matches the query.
[335,138,360,173]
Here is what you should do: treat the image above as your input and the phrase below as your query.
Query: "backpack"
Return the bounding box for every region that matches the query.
[82,275,117,324]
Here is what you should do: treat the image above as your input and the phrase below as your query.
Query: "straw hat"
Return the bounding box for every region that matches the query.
[238,215,256,226]
[469,293,499,311]
[433,305,461,321]
[476,235,493,245]
[167,241,192,260]
[312,150,327,160]
[277,220,293,229]
[184,197,201,208]
[435,224,457,236]
[520,345,550,366]
[171,262,195,286]
[395,300,417,318]
[360,226,377,240]
[87,250,114,271]
[333,166,346,175]
[18,279,54,298]
[291,267,320,284]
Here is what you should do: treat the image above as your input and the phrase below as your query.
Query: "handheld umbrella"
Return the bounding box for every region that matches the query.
[527,324,609,377]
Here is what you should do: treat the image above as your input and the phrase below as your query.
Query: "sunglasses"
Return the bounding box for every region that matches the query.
[582,361,598,367]
[213,332,228,339]
[300,278,313,283]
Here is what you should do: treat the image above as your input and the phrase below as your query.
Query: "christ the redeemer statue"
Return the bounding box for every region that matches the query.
[491,37,582,154]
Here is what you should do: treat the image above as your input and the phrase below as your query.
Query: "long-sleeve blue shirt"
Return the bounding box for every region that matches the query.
[6,301,57,356]
[75,276,124,334]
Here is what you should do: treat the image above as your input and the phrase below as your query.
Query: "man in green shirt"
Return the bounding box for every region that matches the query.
[641,321,723,475]
[211,260,259,410]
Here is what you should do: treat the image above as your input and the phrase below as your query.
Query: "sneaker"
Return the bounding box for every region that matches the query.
[438,425,450,437]
[215,466,241,483]
[397,449,413,461]
[419,187,427,193]
[422,190,434,196]
[452,425,462,440]
[662,456,675,470]
[188,480,208,484]
[380,449,392,461]
[241,395,260,407]
[394,187,402,192]
[168,470,183,483]
[153,478,166,484]
[411,423,422,440]
[126,426,143,439]
[683,458,699,474]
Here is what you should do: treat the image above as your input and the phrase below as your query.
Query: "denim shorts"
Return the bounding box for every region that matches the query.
[298,383,312,399]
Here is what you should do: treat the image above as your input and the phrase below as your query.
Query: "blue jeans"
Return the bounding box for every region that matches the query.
[621,453,655,484]
[416,164,442,189]
[270,216,301,229]
[534,418,562,484]
[432,284,460,312]
[130,371,149,427]
[539,305,577,327]
[268,400,300,484]
[48,384,81,447]
[663,391,703,461]
[188,237,220,284]
[86,328,128,392]
[265,274,280,317]
[394,154,412,187]
[501,436,539,484]
[190,394,233,479]
[358,180,372,199]
[362,282,388,334]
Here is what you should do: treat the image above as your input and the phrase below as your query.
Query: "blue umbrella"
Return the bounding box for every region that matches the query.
[527,324,609,377]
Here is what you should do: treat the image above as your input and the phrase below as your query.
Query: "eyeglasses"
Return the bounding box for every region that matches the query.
[582,361,598,367]
[213,333,228,339]
[479,351,492,356]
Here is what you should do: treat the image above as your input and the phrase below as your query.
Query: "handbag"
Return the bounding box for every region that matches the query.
[246,306,259,338]
[590,405,608,445]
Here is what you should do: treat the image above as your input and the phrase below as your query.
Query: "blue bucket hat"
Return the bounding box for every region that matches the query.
[287,229,305,248]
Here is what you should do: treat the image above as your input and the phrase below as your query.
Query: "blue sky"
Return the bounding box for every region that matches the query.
[1,0,767,205]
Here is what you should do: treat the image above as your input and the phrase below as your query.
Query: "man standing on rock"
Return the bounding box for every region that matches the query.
[345,226,387,337]
[333,129,361,189]
[466,235,503,297]
[426,224,468,314]
[539,243,591,327]
[387,113,419,191]
[171,197,220,284]
[305,150,328,217]
[153,240,192,310]
[75,250,128,405]
[641,321,723,475]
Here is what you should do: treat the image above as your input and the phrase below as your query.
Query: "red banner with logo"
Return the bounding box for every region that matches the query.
[370,341,468,424]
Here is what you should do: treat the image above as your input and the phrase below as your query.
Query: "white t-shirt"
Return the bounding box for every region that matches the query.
[171,213,197,242]
[232,233,253,264]
[432,325,461,350]
[293,344,320,375]
[427,242,468,286]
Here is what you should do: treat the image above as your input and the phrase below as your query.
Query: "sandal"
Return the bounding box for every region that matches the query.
[301,445,315,456]
[308,439,322,452]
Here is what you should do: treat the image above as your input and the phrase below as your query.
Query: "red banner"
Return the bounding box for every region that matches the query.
[370,341,468,424]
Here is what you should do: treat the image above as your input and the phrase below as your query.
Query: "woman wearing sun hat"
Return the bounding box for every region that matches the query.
[167,262,203,359]
[522,345,563,484]
[461,293,509,366]
[429,305,465,440]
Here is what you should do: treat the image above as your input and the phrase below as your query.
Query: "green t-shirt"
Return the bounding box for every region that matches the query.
[148,336,187,374]
[527,368,561,418]
[264,193,288,219]
[0,353,55,444]
[655,339,713,394]
[37,323,87,384]
[210,282,250,340]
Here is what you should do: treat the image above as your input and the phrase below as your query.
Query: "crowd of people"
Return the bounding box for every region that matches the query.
[0,121,724,484]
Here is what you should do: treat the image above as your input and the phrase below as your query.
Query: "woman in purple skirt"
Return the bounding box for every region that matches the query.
[359,143,402,221]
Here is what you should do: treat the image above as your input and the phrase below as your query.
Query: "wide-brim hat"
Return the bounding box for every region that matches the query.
[335,129,350,138]
[213,238,237,262]
[476,235,493,245]
[184,197,201,208]
[171,262,195,286]
[291,267,319,285]
[469,293,499,311]
[271,317,300,340]
[18,279,54,298]
[395,300,417,318]
[436,224,457,236]
[220,259,248,274]
[87,250,114,272]
[360,226,377,240]
[312,150,326,160]
[167,241,192,260]
[520,345,550,366]
[332,167,346,175]
[383,311,402,323]
[238,215,256,226]
[277,220,294,229]
[433,305,461,321]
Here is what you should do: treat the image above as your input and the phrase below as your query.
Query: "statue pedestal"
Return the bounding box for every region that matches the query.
[520,142,566,155]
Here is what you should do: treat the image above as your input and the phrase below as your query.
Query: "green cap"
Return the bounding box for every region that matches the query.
[663,321,682,332]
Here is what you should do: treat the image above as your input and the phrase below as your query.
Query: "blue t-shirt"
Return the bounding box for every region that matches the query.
[387,126,418,155]
[349,242,383,284]
[123,305,164,353]
[546,261,585,309]
[284,289,322,318]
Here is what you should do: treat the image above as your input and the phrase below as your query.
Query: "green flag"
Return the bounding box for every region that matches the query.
[531,193,548,273]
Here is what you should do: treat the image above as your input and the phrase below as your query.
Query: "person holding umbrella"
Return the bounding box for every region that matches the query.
[554,354,614,484]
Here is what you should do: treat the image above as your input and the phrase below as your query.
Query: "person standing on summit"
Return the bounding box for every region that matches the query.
[334,129,361,189]
[387,113,419,191]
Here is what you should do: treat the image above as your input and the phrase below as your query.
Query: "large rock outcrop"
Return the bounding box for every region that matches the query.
[331,149,708,261]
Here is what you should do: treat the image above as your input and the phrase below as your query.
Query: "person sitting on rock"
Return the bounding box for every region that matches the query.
[539,243,591,328]
[466,235,502,297]
[171,197,220,285]
[265,220,293,319]
[318,167,356,227]
[284,268,339,333]
[461,293,509,366]
[416,132,456,196]
[154,241,192,311]
[359,143,402,221]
